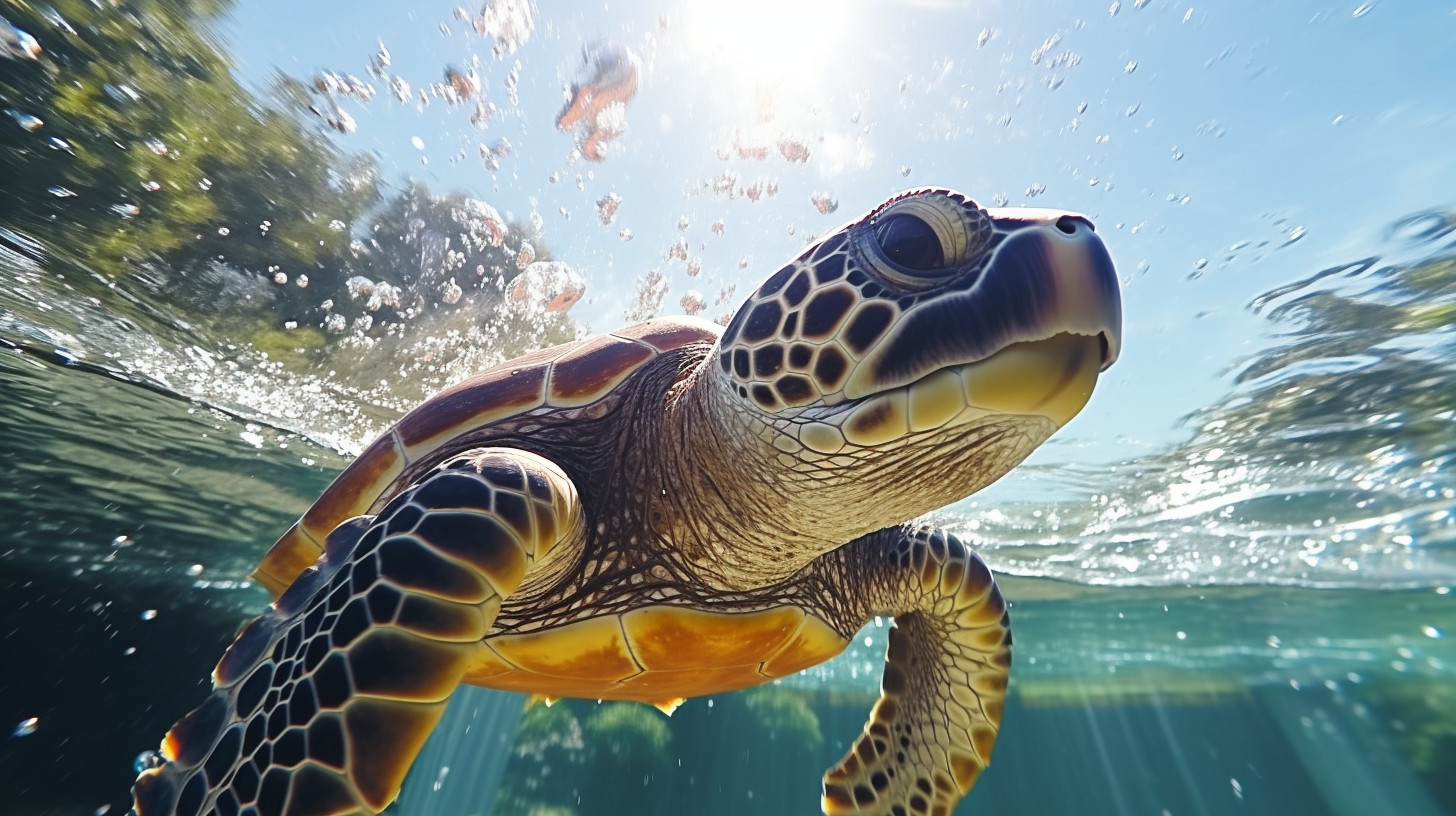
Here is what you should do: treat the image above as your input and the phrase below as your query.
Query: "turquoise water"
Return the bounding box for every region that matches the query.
[3,1,1455,814]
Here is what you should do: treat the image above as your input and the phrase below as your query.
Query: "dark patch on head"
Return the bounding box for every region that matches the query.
[784,270,812,306]
[845,303,896,354]
[753,345,784,378]
[780,311,799,338]
[788,344,813,369]
[750,384,778,410]
[845,268,867,287]
[811,233,848,260]
[732,348,750,380]
[814,347,849,390]
[718,351,732,374]
[862,282,885,299]
[759,264,795,297]
[868,238,1053,389]
[740,300,784,343]
[801,286,856,339]
[775,375,816,404]
[812,253,846,284]
[720,306,747,347]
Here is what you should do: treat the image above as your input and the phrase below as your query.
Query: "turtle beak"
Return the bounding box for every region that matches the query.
[983,208,1122,371]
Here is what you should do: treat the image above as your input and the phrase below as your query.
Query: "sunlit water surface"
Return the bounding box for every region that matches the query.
[2,1,1454,815]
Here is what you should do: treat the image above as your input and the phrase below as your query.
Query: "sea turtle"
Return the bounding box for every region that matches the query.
[131,187,1121,816]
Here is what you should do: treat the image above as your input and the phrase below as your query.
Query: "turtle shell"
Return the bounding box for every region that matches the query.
[251,316,720,598]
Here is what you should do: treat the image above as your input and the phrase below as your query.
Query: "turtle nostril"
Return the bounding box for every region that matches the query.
[1055,215,1080,235]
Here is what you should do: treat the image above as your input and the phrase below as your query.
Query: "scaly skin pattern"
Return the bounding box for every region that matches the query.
[131,450,583,816]
[131,188,1121,816]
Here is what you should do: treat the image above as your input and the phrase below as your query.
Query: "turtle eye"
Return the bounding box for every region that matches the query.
[860,193,988,289]
[876,213,944,269]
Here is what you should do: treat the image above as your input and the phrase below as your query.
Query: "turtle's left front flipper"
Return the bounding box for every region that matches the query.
[130,448,583,816]
[821,525,1011,816]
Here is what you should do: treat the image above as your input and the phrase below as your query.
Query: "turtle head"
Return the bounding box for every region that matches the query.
[712,187,1121,503]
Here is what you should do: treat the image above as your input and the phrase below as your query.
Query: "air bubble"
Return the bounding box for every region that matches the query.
[134,751,165,774]
[7,110,42,131]
[596,192,622,225]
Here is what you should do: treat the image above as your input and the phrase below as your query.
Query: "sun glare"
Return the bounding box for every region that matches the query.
[681,0,852,93]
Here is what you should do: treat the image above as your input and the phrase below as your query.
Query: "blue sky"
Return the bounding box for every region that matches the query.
[218,0,1456,464]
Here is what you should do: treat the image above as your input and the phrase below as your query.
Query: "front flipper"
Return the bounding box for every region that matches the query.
[823,526,1011,816]
[130,448,583,816]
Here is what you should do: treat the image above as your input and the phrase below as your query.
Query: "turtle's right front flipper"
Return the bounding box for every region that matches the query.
[131,449,583,816]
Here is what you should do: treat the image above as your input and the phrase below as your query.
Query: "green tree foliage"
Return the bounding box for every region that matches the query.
[0,0,377,290]
[2,0,578,390]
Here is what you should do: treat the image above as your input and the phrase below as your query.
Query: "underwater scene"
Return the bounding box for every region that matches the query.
[2,0,1454,814]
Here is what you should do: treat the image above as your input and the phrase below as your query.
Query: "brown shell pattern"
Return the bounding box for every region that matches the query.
[251,316,721,598]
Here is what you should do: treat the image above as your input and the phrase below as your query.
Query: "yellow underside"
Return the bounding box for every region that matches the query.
[464,605,850,702]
